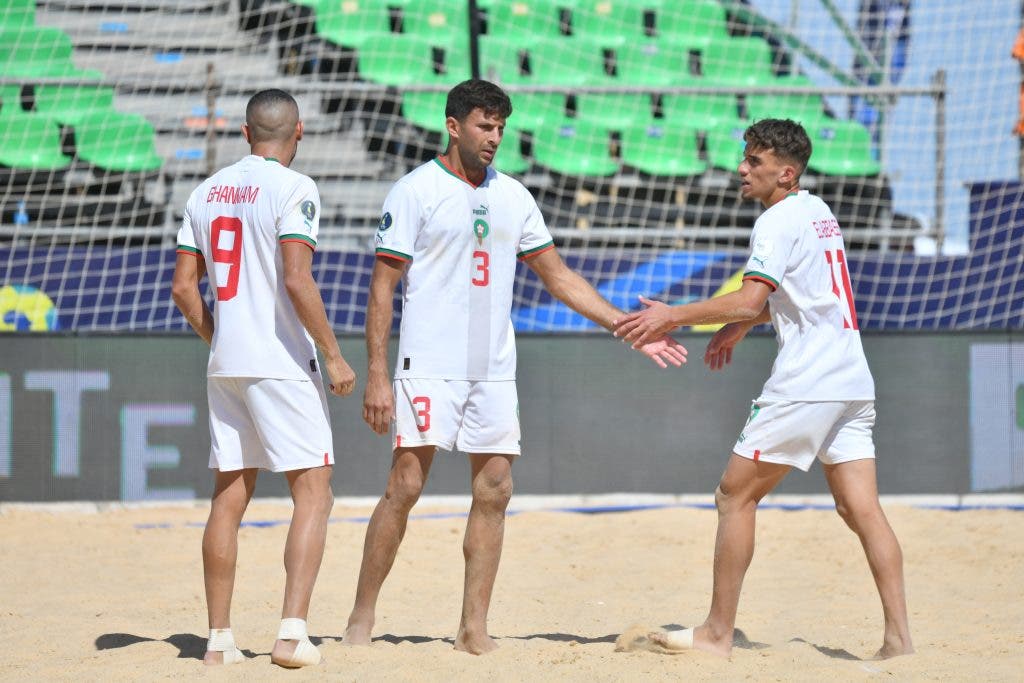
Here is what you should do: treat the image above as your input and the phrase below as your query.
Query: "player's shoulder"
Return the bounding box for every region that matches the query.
[487,166,527,192]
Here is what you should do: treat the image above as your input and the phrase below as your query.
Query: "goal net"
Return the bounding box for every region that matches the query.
[0,0,1021,332]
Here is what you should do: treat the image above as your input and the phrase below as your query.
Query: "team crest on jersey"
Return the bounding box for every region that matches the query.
[300,200,316,221]
[378,212,393,232]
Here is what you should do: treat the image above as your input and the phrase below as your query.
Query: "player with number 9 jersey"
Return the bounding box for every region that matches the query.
[176,155,322,380]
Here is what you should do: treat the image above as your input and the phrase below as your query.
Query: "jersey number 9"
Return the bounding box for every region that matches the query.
[212,216,243,301]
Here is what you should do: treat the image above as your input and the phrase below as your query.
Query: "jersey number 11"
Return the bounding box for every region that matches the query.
[825,248,859,330]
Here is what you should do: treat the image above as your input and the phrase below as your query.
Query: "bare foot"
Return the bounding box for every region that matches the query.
[343,620,373,646]
[270,638,322,668]
[203,648,244,665]
[270,638,298,664]
[873,639,914,659]
[454,629,498,655]
[648,626,732,658]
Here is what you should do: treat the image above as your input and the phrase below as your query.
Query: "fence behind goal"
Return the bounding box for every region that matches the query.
[0,0,1021,332]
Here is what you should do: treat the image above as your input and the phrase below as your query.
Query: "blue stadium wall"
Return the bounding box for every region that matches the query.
[2,182,1022,332]
[0,183,1022,501]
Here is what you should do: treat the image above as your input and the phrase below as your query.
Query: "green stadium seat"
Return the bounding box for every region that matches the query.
[701,36,775,86]
[807,120,880,176]
[313,0,394,49]
[621,123,705,176]
[572,0,646,46]
[0,85,26,117]
[531,119,617,176]
[508,92,567,130]
[613,40,699,87]
[401,91,448,133]
[574,93,654,130]
[705,120,748,171]
[485,0,565,44]
[661,94,742,133]
[32,86,117,126]
[745,75,829,126]
[651,0,729,46]
[493,129,529,175]
[480,36,606,86]
[402,0,469,39]
[0,26,104,80]
[0,116,72,170]
[73,112,162,172]
[0,0,35,29]
[358,35,468,86]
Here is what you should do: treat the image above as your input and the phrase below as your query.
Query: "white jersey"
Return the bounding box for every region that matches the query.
[176,155,322,380]
[742,190,875,400]
[375,158,554,380]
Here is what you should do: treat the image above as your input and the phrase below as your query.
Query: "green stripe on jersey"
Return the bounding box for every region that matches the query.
[517,240,554,259]
[279,234,316,247]
[177,245,201,255]
[744,270,779,288]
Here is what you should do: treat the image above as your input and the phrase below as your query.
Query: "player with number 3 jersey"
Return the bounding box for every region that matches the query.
[613,119,912,660]
[343,79,687,655]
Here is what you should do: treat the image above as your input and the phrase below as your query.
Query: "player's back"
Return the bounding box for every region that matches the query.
[182,155,321,380]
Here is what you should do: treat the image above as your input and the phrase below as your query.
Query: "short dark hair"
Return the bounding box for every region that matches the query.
[245,89,300,146]
[445,79,512,122]
[743,118,812,173]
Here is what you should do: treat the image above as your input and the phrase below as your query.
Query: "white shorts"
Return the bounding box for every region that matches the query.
[208,376,334,472]
[732,399,876,472]
[393,378,520,455]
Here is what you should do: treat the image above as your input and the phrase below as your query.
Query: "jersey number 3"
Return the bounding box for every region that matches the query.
[825,248,859,330]
[212,216,243,301]
[472,250,489,287]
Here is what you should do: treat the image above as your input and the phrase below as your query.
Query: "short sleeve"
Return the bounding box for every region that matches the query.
[515,189,554,260]
[374,180,420,262]
[742,216,794,291]
[278,176,320,250]
[175,200,200,256]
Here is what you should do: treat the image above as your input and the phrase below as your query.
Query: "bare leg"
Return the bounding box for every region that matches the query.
[823,459,913,658]
[203,468,258,665]
[271,465,335,665]
[454,453,515,655]
[343,447,435,645]
[650,454,789,658]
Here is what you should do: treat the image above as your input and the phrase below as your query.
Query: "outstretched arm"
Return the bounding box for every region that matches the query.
[526,249,687,368]
[282,242,356,396]
[613,280,773,348]
[171,252,214,345]
[704,302,770,371]
[363,257,405,434]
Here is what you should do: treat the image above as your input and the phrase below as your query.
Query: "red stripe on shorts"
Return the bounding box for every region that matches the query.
[324,452,329,465]
[753,449,761,462]
[396,435,402,448]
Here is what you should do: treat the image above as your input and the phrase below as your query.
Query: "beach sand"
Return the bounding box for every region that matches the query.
[1,500,1021,681]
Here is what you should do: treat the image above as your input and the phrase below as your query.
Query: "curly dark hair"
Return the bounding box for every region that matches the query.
[743,118,812,173]
[445,79,513,122]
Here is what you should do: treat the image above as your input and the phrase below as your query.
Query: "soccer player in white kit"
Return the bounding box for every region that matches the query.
[613,119,913,659]
[342,79,687,654]
[171,89,356,668]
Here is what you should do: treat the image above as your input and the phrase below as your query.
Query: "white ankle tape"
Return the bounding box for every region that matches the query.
[278,618,308,641]
[207,628,236,652]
